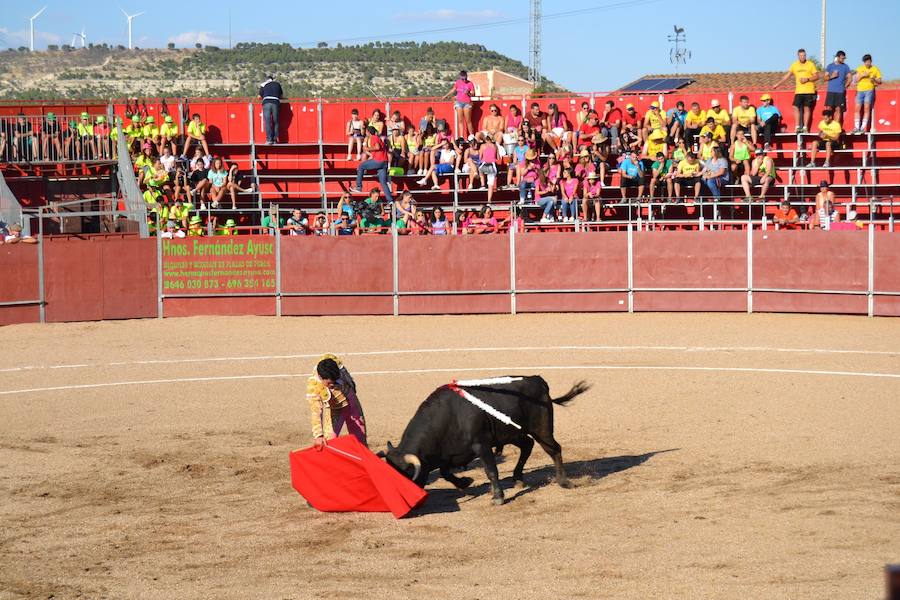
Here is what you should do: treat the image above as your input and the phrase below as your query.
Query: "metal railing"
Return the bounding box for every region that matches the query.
[115,122,148,237]
[0,114,116,163]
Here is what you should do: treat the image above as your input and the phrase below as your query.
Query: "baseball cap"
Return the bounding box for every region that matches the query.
[164,115,173,123]
[655,151,665,158]
[96,116,106,123]
[46,112,56,120]
[80,112,90,119]
[190,215,202,225]
[818,180,829,188]
[710,99,720,107]
[145,116,155,123]
[650,101,660,108]
[625,103,635,110]
[760,93,772,101]
[225,219,236,227]
[131,115,141,122]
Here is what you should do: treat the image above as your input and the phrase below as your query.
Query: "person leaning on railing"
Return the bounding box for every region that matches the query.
[12,114,36,162]
[2,224,37,244]
[41,112,63,161]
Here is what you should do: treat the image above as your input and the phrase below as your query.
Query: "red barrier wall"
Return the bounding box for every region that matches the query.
[633,231,748,312]
[0,245,40,325]
[398,235,509,314]
[280,235,393,316]
[2,232,900,324]
[515,232,628,312]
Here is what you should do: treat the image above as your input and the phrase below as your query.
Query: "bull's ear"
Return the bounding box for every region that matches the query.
[375,450,386,458]
[386,441,395,451]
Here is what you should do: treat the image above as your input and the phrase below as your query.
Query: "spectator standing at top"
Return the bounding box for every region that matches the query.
[258,74,284,145]
[853,54,882,134]
[444,70,475,140]
[824,51,852,127]
[774,48,819,133]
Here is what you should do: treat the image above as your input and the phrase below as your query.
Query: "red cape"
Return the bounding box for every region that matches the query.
[289,435,428,519]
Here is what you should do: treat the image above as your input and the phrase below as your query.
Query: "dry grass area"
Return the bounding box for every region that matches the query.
[0,313,898,599]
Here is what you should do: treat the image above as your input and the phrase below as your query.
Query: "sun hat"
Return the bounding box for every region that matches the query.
[164,115,174,123]
[760,93,772,101]
[9,224,22,232]
[579,149,590,157]
[650,101,660,108]
[80,111,89,118]
[625,103,635,110]
[525,149,537,160]
[96,116,106,123]
[710,99,720,107]
[591,134,608,144]
[190,215,202,225]
[146,116,155,123]
[131,115,141,122]
[754,147,764,155]
[588,172,599,179]
[225,218,236,227]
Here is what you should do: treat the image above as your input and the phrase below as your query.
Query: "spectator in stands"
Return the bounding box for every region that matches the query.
[642,129,667,169]
[169,199,192,230]
[622,103,639,142]
[503,104,523,154]
[468,205,498,234]
[806,109,842,168]
[666,101,687,144]
[684,102,705,151]
[75,112,97,160]
[478,135,500,203]
[706,100,730,131]
[642,101,665,143]
[310,212,328,235]
[94,116,111,159]
[824,50,853,127]
[159,115,181,156]
[740,147,776,201]
[700,117,727,146]
[135,144,156,185]
[649,151,674,202]
[41,113,62,162]
[543,103,571,151]
[702,146,730,205]
[387,110,406,137]
[481,104,504,144]
[172,165,191,203]
[775,48,819,133]
[286,209,309,235]
[431,206,450,235]
[351,126,393,203]
[853,54,882,134]
[12,114,36,162]
[773,200,801,229]
[444,70,475,140]
[575,101,591,129]
[581,172,603,222]
[346,109,366,161]
[812,197,837,230]
[519,118,538,149]
[418,107,436,134]
[388,127,408,173]
[218,218,237,236]
[159,145,176,173]
[3,224,37,244]
[160,220,185,239]
[206,157,231,209]
[187,215,204,236]
[335,213,356,235]
[125,115,142,145]
[674,151,703,201]
[182,113,210,158]
[395,190,417,224]
[417,138,457,190]
[730,95,757,145]
[815,179,835,215]
[574,149,595,181]
[577,111,601,150]
[189,148,211,207]
[360,192,391,233]
[408,209,430,235]
[600,100,623,153]
[259,74,284,145]
[519,149,541,206]
[698,131,719,163]
[618,149,645,202]
[525,103,545,144]
[756,94,782,151]
[730,130,752,179]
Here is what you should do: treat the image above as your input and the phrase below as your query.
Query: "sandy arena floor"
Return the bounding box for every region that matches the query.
[1,313,898,599]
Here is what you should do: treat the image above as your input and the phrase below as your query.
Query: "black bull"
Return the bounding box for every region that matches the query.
[382,376,591,505]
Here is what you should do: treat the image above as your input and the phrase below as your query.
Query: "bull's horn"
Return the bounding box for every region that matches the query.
[403,453,421,481]
[386,441,395,451]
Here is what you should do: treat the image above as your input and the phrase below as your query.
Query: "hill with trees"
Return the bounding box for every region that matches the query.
[0,41,562,100]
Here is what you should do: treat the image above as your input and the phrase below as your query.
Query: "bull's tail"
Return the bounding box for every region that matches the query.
[551,380,592,406]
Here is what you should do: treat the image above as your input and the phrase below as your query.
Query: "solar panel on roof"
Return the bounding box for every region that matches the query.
[620,77,693,92]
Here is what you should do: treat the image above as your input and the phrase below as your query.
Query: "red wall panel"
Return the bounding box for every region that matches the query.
[873,232,900,316]
[633,231,747,289]
[398,235,509,293]
[516,231,628,291]
[752,292,867,315]
[0,245,40,325]
[280,236,392,294]
[753,230,868,293]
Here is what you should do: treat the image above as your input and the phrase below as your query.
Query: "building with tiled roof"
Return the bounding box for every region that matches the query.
[468,68,535,99]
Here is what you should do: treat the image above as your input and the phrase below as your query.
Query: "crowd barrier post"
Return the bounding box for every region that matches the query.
[156,211,163,318]
[627,222,634,313]
[37,212,46,323]
[509,223,517,315]
[747,226,754,314]
[275,223,283,317]
[391,225,399,316]
[868,223,875,317]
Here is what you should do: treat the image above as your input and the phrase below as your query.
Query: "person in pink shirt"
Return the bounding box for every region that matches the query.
[581,171,603,223]
[560,167,580,222]
[503,104,523,155]
[478,134,500,204]
[443,70,476,140]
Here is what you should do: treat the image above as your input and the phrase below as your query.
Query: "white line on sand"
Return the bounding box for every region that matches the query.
[0,364,898,396]
[1,344,897,373]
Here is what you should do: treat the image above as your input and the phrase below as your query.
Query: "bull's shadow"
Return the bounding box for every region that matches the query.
[408,449,677,517]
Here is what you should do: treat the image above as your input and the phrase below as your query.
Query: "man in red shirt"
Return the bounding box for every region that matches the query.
[351,126,393,203]
[601,100,623,152]
[525,102,545,138]
[577,111,602,148]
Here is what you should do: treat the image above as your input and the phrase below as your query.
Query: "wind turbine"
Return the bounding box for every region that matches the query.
[72,27,86,48]
[121,8,145,50]
[29,6,47,52]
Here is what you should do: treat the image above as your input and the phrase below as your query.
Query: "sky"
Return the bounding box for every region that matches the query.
[1,0,898,92]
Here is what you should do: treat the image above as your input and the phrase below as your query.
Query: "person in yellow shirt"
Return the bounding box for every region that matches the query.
[806,109,842,168]
[775,48,819,133]
[674,151,703,201]
[168,198,193,230]
[706,99,731,129]
[187,214,204,236]
[642,128,667,163]
[306,355,367,449]
[141,116,160,145]
[683,102,706,150]
[182,113,210,158]
[642,101,665,144]
[853,53,883,134]
[730,95,758,145]
[159,115,181,155]
[217,218,237,235]
[124,115,142,144]
[699,118,726,145]
[698,131,719,163]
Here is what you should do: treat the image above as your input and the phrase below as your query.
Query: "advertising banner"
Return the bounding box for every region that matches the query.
[162,236,276,295]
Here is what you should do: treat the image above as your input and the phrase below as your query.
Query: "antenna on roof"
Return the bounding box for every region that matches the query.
[668,25,691,75]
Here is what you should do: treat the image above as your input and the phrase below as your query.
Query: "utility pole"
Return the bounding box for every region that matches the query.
[820,0,827,66]
[529,0,541,86]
